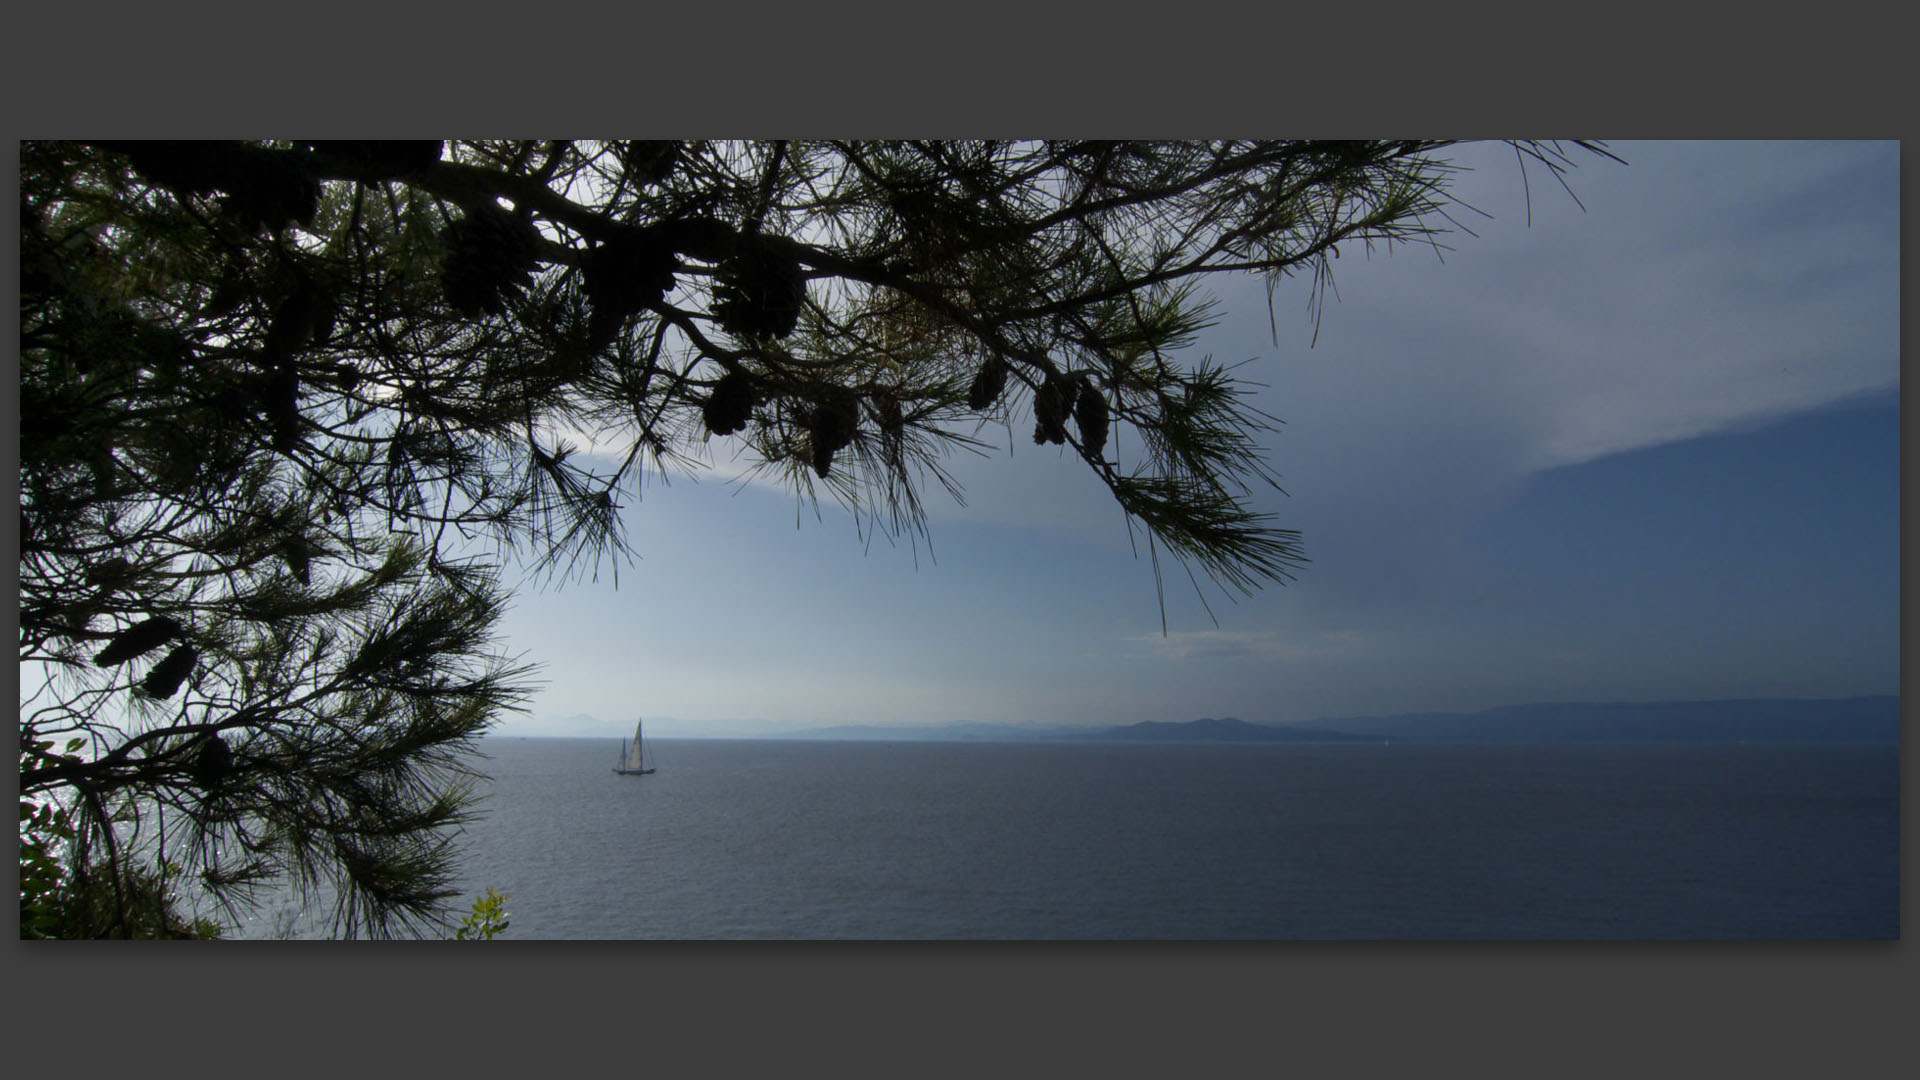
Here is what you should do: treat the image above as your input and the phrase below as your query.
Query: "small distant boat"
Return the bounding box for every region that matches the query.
[613,719,656,776]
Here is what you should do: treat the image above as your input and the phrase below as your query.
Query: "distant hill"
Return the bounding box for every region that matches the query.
[1297,696,1900,744]
[774,697,1899,744]
[783,716,1365,743]
[1071,716,1372,743]
[772,721,1086,742]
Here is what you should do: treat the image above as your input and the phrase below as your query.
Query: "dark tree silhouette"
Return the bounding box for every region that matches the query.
[17,139,1616,937]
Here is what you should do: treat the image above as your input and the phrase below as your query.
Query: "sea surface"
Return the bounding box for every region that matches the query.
[235,737,1899,940]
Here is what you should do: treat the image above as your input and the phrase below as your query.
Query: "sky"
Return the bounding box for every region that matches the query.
[487,141,1902,739]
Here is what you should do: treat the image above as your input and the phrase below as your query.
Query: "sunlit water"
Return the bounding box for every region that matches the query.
[233,737,1898,940]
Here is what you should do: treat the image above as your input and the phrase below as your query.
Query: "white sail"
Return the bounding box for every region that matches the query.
[615,719,652,774]
[624,721,646,772]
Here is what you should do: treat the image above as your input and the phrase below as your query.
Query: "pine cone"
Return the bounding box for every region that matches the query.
[583,230,677,347]
[442,204,542,319]
[807,396,860,478]
[218,147,320,234]
[84,556,135,588]
[1074,381,1110,457]
[712,241,806,340]
[263,283,326,363]
[200,256,256,320]
[967,356,1008,412]
[94,617,183,667]
[703,371,756,436]
[585,231,677,313]
[142,644,196,699]
[621,141,682,186]
[1032,373,1073,445]
[190,734,233,791]
[283,535,312,586]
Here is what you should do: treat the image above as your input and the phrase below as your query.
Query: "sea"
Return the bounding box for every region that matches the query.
[232,736,1900,940]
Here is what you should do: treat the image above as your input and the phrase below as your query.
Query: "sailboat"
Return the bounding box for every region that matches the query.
[613,719,656,775]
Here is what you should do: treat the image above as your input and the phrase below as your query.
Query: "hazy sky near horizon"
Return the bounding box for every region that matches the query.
[489,141,1900,739]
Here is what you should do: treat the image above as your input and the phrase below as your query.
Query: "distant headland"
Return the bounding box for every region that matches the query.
[767,696,1899,744]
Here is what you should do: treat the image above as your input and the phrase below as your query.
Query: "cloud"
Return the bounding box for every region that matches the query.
[557,142,1899,632]
[1126,140,1906,608]
[1386,140,1899,472]
[1127,628,1368,663]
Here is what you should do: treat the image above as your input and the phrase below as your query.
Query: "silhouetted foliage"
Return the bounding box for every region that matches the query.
[18,139,1613,937]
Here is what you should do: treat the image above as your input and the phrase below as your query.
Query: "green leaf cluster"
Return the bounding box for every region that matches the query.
[453,888,512,941]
